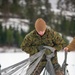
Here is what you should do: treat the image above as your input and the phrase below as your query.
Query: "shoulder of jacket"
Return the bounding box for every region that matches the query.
[25,30,35,38]
[46,26,54,33]
[46,26,51,30]
[47,26,61,36]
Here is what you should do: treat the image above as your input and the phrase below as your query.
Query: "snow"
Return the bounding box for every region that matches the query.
[0,50,75,75]
[0,52,29,69]
[49,0,57,9]
[57,51,75,75]
[1,18,29,32]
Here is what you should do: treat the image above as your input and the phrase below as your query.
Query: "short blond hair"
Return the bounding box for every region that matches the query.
[35,18,46,32]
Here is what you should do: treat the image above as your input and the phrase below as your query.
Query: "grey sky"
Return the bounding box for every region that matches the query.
[49,0,57,9]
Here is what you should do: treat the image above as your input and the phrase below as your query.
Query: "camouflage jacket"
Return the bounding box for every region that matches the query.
[21,28,66,64]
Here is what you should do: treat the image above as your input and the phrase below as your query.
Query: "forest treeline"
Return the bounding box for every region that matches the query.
[0,0,75,47]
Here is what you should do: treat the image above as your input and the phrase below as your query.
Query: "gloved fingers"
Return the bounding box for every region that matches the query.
[38,45,45,51]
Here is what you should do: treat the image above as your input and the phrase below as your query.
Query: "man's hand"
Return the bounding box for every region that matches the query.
[38,45,45,51]
[64,47,69,51]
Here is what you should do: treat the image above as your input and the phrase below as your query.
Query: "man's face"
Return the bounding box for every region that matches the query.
[37,31,45,36]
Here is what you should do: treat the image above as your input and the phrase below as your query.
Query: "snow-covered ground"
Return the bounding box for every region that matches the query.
[58,51,75,75]
[0,49,75,75]
[0,52,29,69]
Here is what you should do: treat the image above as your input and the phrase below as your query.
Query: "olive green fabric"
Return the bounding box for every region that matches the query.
[21,28,66,64]
[21,28,66,75]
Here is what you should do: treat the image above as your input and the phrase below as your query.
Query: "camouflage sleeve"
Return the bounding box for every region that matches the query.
[20,34,38,55]
[52,30,66,51]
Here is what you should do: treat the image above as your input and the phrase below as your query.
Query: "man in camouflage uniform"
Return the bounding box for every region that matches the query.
[21,18,66,75]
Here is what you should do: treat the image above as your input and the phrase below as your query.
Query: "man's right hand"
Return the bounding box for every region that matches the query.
[64,47,69,51]
[38,45,45,51]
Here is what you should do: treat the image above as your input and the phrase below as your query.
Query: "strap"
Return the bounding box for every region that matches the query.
[62,51,68,75]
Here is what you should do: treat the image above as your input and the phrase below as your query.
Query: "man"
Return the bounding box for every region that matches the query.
[21,18,66,75]
[64,37,75,51]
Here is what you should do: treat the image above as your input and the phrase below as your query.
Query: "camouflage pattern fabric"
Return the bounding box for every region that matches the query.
[21,28,66,75]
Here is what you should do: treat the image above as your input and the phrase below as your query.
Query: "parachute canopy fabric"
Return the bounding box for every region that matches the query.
[1,46,56,75]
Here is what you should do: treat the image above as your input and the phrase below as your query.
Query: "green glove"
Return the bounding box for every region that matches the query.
[45,49,51,55]
[38,45,45,51]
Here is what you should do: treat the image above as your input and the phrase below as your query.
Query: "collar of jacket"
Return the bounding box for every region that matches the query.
[34,28,49,39]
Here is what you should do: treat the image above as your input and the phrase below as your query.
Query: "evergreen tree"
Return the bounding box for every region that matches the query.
[57,0,75,36]
[6,26,14,46]
[24,0,53,32]
[1,26,7,45]
[13,28,18,47]
[57,0,75,12]
[0,0,55,47]
[69,16,75,36]
[0,23,2,45]
[13,29,23,47]
[17,33,23,47]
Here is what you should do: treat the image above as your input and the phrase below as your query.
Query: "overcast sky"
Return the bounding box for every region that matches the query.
[49,0,57,9]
